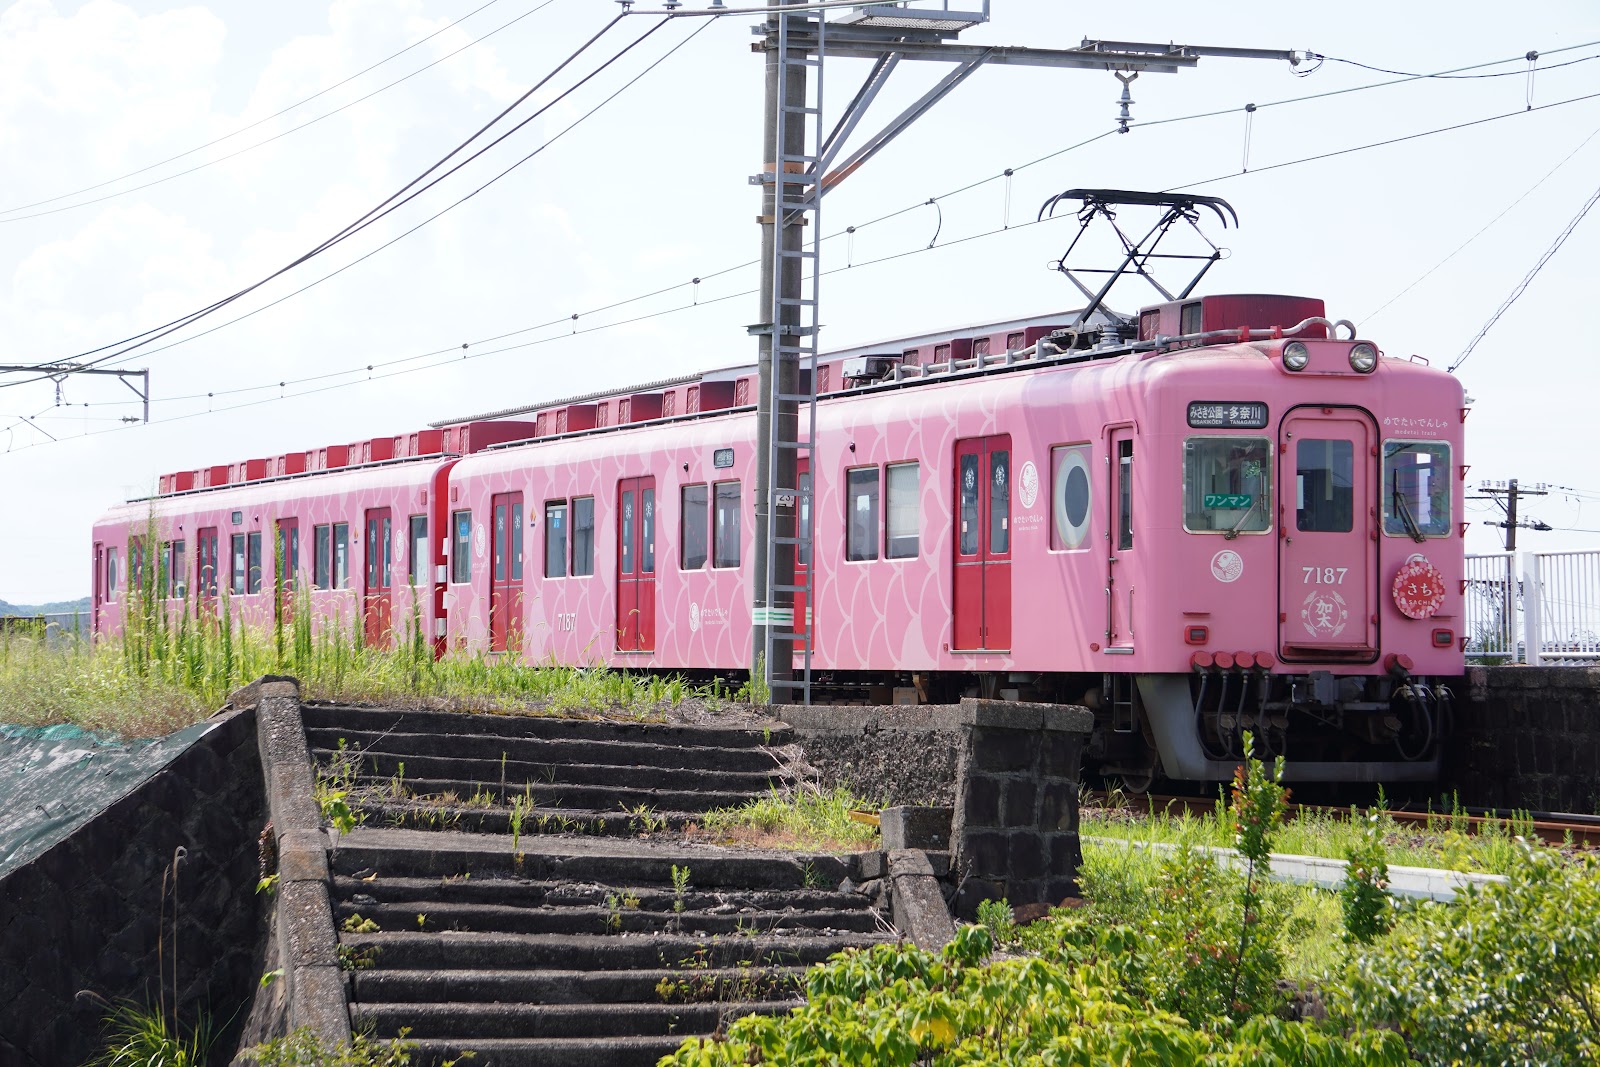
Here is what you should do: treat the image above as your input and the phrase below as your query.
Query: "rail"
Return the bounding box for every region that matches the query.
[1465,548,1600,665]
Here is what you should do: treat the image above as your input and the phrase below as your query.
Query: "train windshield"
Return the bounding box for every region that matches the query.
[1183,436,1271,534]
[1383,440,1452,538]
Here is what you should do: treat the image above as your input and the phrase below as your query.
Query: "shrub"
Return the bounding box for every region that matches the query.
[241,1027,419,1066]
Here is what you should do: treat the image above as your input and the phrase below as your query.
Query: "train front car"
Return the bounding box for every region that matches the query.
[1106,294,1464,786]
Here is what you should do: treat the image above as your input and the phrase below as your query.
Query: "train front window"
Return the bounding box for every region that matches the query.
[1183,436,1271,534]
[1383,440,1452,538]
[1296,439,1354,532]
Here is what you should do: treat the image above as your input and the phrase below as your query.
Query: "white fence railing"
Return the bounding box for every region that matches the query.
[1464,549,1600,664]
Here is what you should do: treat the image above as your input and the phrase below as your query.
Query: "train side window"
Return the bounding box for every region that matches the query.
[198,528,218,597]
[230,534,247,594]
[886,462,920,559]
[846,467,880,562]
[1116,440,1134,551]
[450,510,471,584]
[1296,439,1354,532]
[681,484,708,569]
[334,523,351,588]
[1383,441,1452,538]
[959,453,980,556]
[106,547,119,602]
[990,447,1010,555]
[545,502,568,578]
[167,540,187,599]
[1051,445,1093,549]
[713,481,741,568]
[1183,437,1271,534]
[572,496,595,577]
[408,516,428,585]
[246,532,263,594]
[510,501,524,581]
[314,525,332,589]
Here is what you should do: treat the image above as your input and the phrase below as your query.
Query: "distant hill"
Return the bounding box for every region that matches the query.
[0,597,90,617]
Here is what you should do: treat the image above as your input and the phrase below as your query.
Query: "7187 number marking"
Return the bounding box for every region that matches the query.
[1303,567,1348,585]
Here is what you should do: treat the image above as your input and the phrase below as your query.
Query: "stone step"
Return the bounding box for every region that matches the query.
[340,930,886,971]
[351,965,806,1005]
[307,727,785,773]
[352,999,799,1040]
[302,704,791,749]
[336,899,884,937]
[331,829,860,890]
[340,775,758,814]
[403,1035,702,1067]
[317,748,781,794]
[348,802,701,837]
[332,874,869,914]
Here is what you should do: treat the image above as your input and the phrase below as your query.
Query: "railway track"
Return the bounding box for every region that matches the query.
[1087,792,1600,849]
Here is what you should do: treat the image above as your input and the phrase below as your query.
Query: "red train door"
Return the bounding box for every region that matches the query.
[364,508,393,647]
[1107,427,1136,649]
[793,460,813,650]
[490,492,524,653]
[1278,408,1379,660]
[93,543,104,633]
[953,435,1013,651]
[615,476,657,652]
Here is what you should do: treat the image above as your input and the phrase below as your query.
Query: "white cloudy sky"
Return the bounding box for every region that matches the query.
[2,0,1598,601]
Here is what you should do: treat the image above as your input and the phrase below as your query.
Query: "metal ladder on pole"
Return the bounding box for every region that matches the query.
[762,11,824,705]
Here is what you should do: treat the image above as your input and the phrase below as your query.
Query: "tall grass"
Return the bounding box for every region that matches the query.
[1,532,708,736]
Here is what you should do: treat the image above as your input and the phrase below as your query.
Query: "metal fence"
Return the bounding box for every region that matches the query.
[1464,548,1600,665]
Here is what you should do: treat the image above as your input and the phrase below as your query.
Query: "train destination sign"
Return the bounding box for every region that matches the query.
[1187,401,1269,429]
[1204,494,1253,510]
[713,447,735,468]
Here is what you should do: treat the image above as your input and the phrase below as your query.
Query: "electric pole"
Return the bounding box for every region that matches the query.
[0,364,152,426]
[1470,479,1552,550]
[741,0,1300,702]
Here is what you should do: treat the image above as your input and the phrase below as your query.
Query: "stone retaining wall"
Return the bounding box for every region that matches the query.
[1447,666,1600,813]
[774,704,965,807]
[0,709,266,1067]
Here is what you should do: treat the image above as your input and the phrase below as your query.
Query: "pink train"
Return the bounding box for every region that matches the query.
[93,292,1465,786]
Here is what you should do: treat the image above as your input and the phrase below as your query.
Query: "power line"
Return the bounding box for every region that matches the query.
[0,0,529,219]
[2,11,657,384]
[1361,121,1600,324]
[0,0,566,225]
[1313,49,1600,81]
[1450,174,1600,373]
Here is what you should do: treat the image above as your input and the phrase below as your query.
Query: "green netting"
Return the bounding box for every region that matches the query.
[0,719,218,877]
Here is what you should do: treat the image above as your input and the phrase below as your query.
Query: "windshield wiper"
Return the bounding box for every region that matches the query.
[1394,487,1426,543]
[1222,496,1261,540]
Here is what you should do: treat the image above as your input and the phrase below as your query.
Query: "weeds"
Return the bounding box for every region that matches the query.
[701,785,880,852]
[85,1000,214,1067]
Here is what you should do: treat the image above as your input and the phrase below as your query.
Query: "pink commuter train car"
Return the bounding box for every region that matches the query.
[93,293,1465,786]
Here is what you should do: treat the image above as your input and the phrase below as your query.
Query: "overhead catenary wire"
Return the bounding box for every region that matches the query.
[0,0,567,225]
[1,10,652,384]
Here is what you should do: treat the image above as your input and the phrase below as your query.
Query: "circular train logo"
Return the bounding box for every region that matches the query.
[1301,589,1350,640]
[1210,549,1244,583]
[1018,461,1039,509]
[1393,555,1446,620]
[689,602,700,633]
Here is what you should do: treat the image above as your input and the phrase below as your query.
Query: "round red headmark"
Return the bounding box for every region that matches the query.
[1393,557,1446,620]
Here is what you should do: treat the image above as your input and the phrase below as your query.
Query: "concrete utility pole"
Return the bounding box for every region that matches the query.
[746,0,1299,702]
[1471,478,1552,550]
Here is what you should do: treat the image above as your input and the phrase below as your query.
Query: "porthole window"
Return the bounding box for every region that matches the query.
[1051,444,1093,550]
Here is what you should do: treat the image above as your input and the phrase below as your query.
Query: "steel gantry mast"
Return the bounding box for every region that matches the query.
[726,1,1300,704]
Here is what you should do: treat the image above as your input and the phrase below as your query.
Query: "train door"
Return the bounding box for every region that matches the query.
[490,492,524,653]
[953,435,1013,651]
[1106,427,1136,649]
[792,458,813,652]
[1279,408,1378,659]
[93,543,104,633]
[615,476,657,652]
[363,508,393,647]
[196,527,219,617]
[276,518,300,618]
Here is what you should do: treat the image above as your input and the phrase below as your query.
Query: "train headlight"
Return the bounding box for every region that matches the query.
[1282,342,1310,371]
[1349,343,1378,373]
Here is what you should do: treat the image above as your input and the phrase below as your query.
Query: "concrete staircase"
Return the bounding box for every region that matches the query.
[304,705,895,1066]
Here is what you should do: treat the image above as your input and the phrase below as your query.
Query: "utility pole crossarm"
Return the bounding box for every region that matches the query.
[0,364,152,424]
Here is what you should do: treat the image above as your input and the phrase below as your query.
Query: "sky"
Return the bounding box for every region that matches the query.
[2,0,1599,602]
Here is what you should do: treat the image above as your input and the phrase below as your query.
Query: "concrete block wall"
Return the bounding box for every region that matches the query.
[0,710,267,1067]
[1447,666,1600,814]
